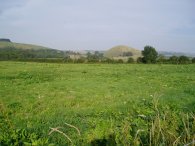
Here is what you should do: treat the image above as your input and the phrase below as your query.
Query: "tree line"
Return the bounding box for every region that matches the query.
[139,46,195,64]
[0,46,195,64]
[60,46,195,64]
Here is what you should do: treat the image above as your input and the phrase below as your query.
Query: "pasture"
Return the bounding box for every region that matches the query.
[0,61,195,145]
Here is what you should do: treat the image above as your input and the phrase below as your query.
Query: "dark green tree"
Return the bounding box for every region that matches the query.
[178,56,190,64]
[169,56,179,64]
[142,46,158,63]
[192,57,195,63]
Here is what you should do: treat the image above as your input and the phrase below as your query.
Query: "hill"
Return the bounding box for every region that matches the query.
[0,41,65,60]
[104,45,142,61]
[0,38,11,42]
[159,51,195,58]
[0,41,57,50]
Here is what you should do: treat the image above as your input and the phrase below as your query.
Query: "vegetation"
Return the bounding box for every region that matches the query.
[0,41,54,50]
[0,42,66,60]
[168,56,179,64]
[86,51,104,62]
[192,57,195,63]
[127,57,134,63]
[142,46,158,63]
[0,47,65,60]
[0,38,11,42]
[1,41,194,65]
[0,62,195,145]
[178,55,191,64]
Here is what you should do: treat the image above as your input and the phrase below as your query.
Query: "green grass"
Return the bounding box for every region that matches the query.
[0,62,195,145]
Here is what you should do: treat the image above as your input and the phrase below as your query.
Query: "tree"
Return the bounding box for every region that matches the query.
[137,57,143,63]
[192,57,195,63]
[169,56,179,64]
[142,46,158,63]
[178,56,190,64]
[94,51,104,60]
[86,51,104,62]
[157,54,167,64]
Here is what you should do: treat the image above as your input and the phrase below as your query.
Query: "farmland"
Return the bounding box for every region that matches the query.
[0,61,195,145]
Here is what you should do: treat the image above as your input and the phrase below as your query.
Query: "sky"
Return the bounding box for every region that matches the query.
[0,0,195,52]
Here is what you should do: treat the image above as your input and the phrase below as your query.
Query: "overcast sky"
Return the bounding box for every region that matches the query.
[0,0,195,52]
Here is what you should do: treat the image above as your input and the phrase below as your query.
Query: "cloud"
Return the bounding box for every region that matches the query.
[0,0,195,52]
[0,0,28,14]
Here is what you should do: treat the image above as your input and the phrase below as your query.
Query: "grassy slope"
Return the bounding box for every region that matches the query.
[104,45,142,60]
[0,62,195,145]
[0,41,53,50]
[0,42,65,60]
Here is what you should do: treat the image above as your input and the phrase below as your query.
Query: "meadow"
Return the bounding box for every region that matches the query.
[0,61,195,145]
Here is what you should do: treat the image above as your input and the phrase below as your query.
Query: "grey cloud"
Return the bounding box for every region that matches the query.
[0,0,194,52]
[0,0,27,13]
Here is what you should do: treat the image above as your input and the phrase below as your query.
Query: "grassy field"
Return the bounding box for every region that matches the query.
[0,61,195,145]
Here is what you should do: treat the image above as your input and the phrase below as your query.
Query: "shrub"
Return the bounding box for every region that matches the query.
[116,59,124,63]
[127,57,134,63]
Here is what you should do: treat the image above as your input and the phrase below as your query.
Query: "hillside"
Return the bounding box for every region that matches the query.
[0,41,65,60]
[0,41,59,50]
[104,45,142,61]
[159,51,195,58]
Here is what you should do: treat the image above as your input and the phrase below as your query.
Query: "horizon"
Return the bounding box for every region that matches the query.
[0,0,195,53]
[1,39,195,56]
[1,38,195,55]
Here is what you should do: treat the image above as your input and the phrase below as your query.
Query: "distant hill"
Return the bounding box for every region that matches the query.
[0,38,11,42]
[159,51,195,58]
[104,45,142,61]
[0,41,65,60]
[0,41,54,50]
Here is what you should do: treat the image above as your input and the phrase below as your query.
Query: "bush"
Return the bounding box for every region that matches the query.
[116,59,124,63]
[127,57,134,63]
[100,58,113,63]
